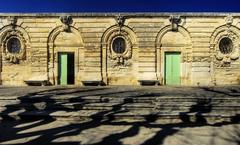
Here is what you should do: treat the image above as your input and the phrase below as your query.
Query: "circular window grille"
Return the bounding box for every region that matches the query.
[7,37,21,53]
[112,37,126,54]
[219,37,233,54]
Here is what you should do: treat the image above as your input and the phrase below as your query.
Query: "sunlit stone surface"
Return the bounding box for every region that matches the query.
[0,13,239,86]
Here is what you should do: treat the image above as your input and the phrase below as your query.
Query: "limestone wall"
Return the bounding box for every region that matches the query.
[0,13,239,86]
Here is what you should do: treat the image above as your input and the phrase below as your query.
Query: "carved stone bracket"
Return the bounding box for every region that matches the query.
[59,15,73,32]
[226,15,233,28]
[169,15,181,31]
[115,14,125,27]
[115,14,125,32]
[7,16,17,29]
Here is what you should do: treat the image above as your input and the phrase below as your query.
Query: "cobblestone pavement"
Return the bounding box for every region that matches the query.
[0,86,239,145]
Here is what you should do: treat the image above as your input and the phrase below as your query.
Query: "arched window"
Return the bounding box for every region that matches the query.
[112,37,126,54]
[219,37,233,54]
[7,37,21,53]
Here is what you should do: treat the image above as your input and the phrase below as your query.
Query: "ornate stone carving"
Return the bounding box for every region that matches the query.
[110,58,132,69]
[169,15,181,31]
[210,26,240,67]
[107,31,132,69]
[215,56,231,67]
[215,34,239,64]
[59,15,72,32]
[182,52,193,62]
[7,16,17,29]
[226,15,233,27]
[1,31,26,63]
[192,56,211,62]
[115,14,125,27]
[114,14,126,33]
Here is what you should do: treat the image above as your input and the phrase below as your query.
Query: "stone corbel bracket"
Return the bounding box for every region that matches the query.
[115,14,126,32]
[225,15,233,28]
[59,15,73,32]
[7,16,17,29]
[169,15,181,31]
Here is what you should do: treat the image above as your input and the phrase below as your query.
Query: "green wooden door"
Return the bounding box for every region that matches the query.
[59,53,68,85]
[165,52,181,85]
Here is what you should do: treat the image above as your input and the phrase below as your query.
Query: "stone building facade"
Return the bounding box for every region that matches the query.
[0,13,239,86]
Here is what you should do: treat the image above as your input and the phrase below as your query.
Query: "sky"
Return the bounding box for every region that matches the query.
[0,0,239,12]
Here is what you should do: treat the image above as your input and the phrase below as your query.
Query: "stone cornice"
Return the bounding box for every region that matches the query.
[0,12,240,18]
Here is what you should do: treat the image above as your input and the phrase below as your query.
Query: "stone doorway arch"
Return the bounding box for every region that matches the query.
[47,26,84,85]
[156,25,192,85]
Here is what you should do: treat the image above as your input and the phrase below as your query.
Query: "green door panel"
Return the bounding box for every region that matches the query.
[172,53,180,85]
[59,53,68,85]
[165,53,173,85]
[165,52,181,85]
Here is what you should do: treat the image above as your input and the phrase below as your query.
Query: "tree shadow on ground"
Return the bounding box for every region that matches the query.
[201,86,240,97]
[0,86,239,145]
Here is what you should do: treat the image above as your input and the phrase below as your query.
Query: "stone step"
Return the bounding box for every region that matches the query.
[0,102,86,110]
[7,98,240,104]
[0,108,240,120]
[154,105,240,111]
[18,96,102,103]
[155,97,240,103]
[0,103,155,111]
[1,100,239,112]
[0,109,239,124]
[81,102,153,110]
[0,98,238,108]
[1,96,240,107]
[1,95,240,104]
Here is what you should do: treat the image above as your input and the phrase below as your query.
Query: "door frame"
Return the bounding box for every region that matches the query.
[161,50,182,85]
[57,52,75,85]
